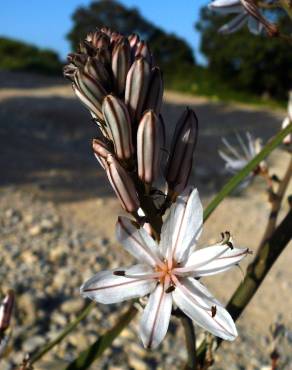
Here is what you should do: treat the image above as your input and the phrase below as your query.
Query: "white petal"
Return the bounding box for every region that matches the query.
[164,187,203,263]
[219,150,247,171]
[80,264,156,304]
[186,244,249,277]
[140,284,173,349]
[247,16,264,35]
[173,278,237,341]
[219,13,248,34]
[209,0,242,14]
[116,217,162,267]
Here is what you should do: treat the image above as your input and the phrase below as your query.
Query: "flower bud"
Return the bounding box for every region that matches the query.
[74,70,107,121]
[282,117,292,146]
[92,139,112,168]
[102,95,134,160]
[137,110,160,184]
[125,57,151,124]
[143,67,163,116]
[84,57,111,90]
[0,290,14,332]
[128,33,140,50]
[135,41,152,64]
[166,108,198,193]
[111,39,131,96]
[105,155,140,213]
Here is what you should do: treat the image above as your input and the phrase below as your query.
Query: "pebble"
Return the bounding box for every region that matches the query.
[60,298,84,314]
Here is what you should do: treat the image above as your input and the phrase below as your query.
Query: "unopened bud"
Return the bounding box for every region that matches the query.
[128,33,140,50]
[74,70,107,121]
[137,110,160,184]
[282,117,292,146]
[125,57,151,124]
[144,67,163,116]
[105,155,140,213]
[92,139,112,168]
[84,57,111,90]
[102,95,134,160]
[112,39,131,96]
[0,290,14,332]
[135,41,152,64]
[166,108,198,193]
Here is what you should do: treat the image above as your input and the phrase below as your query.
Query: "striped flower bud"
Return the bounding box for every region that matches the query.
[125,57,151,124]
[102,95,134,160]
[135,41,152,64]
[84,57,111,90]
[92,138,112,168]
[137,110,160,184]
[128,33,140,50]
[166,108,198,193]
[144,67,163,116]
[105,155,140,213]
[112,39,131,96]
[0,290,14,332]
[74,69,107,121]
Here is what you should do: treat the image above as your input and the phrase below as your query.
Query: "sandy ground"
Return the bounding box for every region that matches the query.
[1,71,292,368]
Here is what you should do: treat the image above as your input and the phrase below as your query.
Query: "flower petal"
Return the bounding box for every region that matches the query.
[247,16,264,35]
[140,284,172,349]
[219,13,248,34]
[80,264,156,304]
[185,244,249,277]
[162,187,203,263]
[116,217,163,268]
[173,278,237,341]
[209,0,243,14]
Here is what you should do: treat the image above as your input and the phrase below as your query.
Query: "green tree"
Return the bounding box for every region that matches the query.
[0,37,62,75]
[67,0,195,69]
[195,7,292,100]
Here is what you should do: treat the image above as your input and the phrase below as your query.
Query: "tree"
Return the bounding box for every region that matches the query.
[67,0,195,69]
[195,7,292,100]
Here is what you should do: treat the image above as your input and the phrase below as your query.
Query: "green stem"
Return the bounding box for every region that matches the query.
[203,122,292,222]
[181,315,197,370]
[30,302,95,364]
[63,305,138,370]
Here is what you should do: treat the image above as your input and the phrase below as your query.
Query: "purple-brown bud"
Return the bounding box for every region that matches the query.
[143,67,163,116]
[125,57,151,124]
[0,290,14,332]
[92,139,112,168]
[102,95,134,160]
[137,110,161,184]
[135,41,152,65]
[74,70,107,121]
[84,57,111,90]
[166,108,198,193]
[105,155,140,213]
[111,39,131,96]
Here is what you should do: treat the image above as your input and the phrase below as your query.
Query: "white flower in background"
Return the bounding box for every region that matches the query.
[282,91,292,146]
[81,187,250,349]
[208,0,264,35]
[219,132,267,182]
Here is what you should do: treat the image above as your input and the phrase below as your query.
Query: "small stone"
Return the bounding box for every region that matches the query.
[68,333,89,350]
[60,298,84,314]
[22,335,46,353]
[51,312,68,326]
[128,357,148,370]
[28,224,42,236]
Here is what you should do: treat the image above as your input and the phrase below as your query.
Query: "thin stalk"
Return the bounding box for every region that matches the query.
[181,315,197,370]
[30,302,95,364]
[203,122,292,222]
[63,305,138,370]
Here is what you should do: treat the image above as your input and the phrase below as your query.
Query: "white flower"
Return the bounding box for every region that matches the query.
[282,91,292,146]
[208,0,264,35]
[219,132,267,183]
[81,187,249,349]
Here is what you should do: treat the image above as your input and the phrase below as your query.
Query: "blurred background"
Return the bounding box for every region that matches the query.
[0,1,292,369]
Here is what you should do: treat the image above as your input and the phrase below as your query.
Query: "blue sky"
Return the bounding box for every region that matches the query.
[0,0,208,63]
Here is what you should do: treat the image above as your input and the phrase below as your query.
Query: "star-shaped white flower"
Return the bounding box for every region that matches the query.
[208,0,264,35]
[219,132,267,183]
[81,187,249,349]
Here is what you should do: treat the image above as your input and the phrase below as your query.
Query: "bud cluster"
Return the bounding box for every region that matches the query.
[64,27,198,216]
